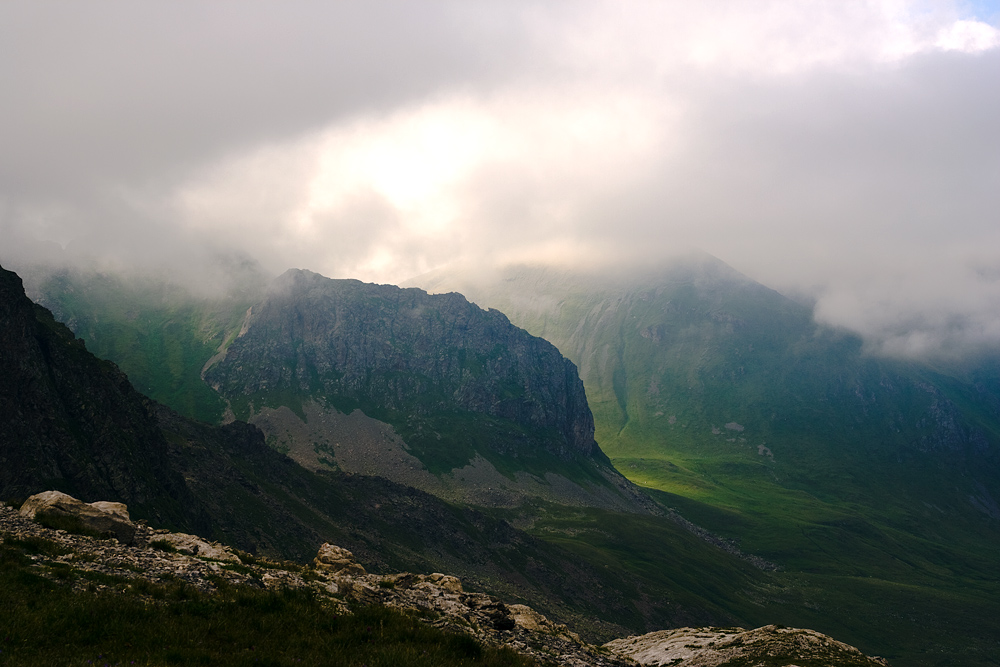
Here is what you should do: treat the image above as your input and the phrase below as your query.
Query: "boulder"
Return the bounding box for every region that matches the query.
[507,603,579,641]
[89,501,130,521]
[313,543,366,575]
[150,532,241,562]
[424,572,463,593]
[604,625,892,666]
[19,491,136,544]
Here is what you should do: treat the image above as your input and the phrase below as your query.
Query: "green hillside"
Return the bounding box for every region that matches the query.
[37,270,256,424]
[415,257,1000,666]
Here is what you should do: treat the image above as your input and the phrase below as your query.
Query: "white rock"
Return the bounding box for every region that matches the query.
[151,532,241,562]
[19,491,136,544]
[89,501,130,521]
[604,625,890,666]
[313,543,366,575]
[425,572,463,593]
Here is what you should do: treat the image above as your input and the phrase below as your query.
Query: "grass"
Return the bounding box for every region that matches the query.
[0,540,535,667]
[515,486,1000,667]
[1,533,72,558]
[521,504,769,626]
[147,539,177,553]
[393,410,610,484]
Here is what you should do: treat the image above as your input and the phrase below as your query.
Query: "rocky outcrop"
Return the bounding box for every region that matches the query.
[604,625,890,666]
[205,269,597,460]
[1,500,631,667]
[2,499,894,667]
[1,501,260,595]
[148,531,242,562]
[19,490,137,544]
[313,542,367,575]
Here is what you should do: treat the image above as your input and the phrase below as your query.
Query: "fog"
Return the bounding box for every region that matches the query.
[2,1,999,360]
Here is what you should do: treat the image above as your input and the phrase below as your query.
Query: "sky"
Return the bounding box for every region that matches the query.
[1,1,999,360]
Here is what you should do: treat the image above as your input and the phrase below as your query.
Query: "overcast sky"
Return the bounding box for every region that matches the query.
[2,1,999,360]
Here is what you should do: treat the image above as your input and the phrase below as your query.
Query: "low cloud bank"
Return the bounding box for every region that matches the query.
[2,2,998,361]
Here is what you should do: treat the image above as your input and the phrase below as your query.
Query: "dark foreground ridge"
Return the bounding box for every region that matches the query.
[0,264,195,523]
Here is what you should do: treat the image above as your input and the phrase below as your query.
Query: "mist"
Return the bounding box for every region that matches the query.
[2,1,999,360]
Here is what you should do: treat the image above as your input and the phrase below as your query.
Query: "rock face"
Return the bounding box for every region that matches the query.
[19,490,137,544]
[205,269,597,460]
[0,263,193,522]
[604,625,890,666]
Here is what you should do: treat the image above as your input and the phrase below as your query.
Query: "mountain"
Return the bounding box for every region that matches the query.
[3,261,776,643]
[208,268,596,460]
[411,255,1000,666]
[23,266,258,424]
[20,257,1000,664]
[33,266,647,512]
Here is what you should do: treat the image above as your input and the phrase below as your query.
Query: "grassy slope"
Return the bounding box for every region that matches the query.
[36,271,253,425]
[0,534,534,667]
[415,260,1000,667]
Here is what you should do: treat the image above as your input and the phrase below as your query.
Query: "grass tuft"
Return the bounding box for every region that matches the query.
[148,538,177,553]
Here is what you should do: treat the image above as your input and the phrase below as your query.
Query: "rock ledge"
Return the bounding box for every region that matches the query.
[2,494,891,667]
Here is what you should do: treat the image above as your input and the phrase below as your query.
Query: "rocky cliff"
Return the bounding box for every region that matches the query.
[205,269,597,461]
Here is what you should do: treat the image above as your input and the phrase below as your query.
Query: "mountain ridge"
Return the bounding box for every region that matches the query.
[0,264,199,527]
[25,264,648,511]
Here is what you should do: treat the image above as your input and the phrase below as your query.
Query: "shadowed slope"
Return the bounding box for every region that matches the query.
[0,264,196,527]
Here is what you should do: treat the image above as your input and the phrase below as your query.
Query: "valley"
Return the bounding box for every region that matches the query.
[412,256,1000,665]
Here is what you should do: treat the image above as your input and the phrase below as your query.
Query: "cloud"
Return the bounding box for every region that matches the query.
[2,1,999,359]
[936,18,1000,49]
[172,88,670,280]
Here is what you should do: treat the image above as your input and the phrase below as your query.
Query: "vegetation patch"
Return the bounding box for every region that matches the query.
[0,539,535,667]
[148,538,177,553]
[1,533,71,558]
